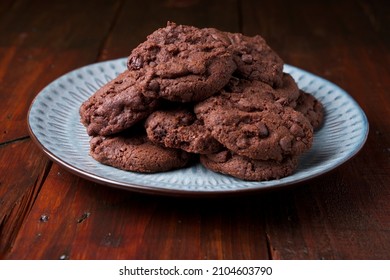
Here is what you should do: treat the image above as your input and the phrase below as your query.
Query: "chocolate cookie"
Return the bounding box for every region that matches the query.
[224,73,300,107]
[145,108,222,154]
[89,130,190,173]
[80,70,159,136]
[127,22,236,102]
[200,150,298,181]
[295,90,325,130]
[195,97,313,161]
[225,32,284,87]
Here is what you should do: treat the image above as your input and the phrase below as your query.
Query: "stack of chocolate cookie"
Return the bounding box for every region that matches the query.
[79,22,324,181]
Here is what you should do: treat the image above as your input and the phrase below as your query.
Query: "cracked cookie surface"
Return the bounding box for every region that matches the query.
[223,73,300,107]
[195,95,313,161]
[145,108,223,154]
[127,22,236,102]
[224,31,284,87]
[79,70,159,136]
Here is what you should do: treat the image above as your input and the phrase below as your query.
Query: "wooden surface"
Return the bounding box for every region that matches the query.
[0,0,389,260]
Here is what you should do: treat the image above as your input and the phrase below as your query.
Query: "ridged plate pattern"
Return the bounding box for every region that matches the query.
[28,58,369,195]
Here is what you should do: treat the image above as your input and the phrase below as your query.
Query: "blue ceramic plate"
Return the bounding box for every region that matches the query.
[28,58,369,196]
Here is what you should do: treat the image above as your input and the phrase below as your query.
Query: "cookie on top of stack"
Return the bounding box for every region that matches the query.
[79,22,324,181]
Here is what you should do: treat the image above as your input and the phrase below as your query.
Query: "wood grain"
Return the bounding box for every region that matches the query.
[6,164,271,259]
[0,139,50,257]
[0,0,122,143]
[0,0,121,256]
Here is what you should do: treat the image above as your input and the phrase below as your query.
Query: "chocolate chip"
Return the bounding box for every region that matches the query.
[147,80,160,91]
[257,122,269,138]
[279,136,293,151]
[241,54,253,64]
[129,56,143,70]
[290,123,304,137]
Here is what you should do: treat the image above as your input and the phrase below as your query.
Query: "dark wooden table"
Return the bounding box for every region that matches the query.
[1,0,389,260]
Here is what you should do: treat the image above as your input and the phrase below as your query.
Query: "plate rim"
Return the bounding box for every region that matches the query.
[27,58,369,197]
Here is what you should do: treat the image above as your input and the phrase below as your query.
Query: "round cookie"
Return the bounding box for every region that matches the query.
[127,22,236,102]
[80,70,159,136]
[295,90,325,130]
[195,97,313,161]
[145,108,223,154]
[200,150,298,181]
[225,31,284,87]
[89,131,190,173]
